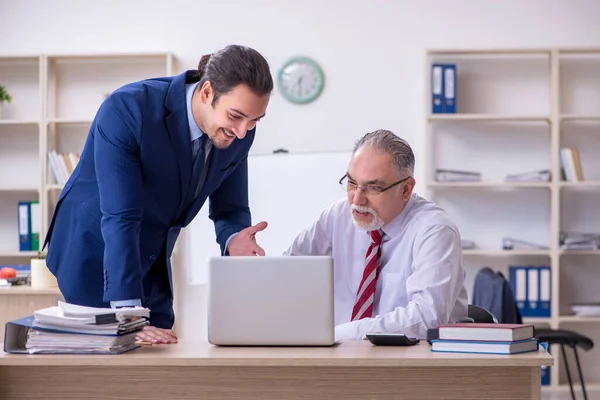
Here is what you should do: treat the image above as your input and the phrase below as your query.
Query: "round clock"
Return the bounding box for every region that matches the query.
[278,56,325,104]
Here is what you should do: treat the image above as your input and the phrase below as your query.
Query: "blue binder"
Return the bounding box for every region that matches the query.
[431,64,444,113]
[510,266,552,318]
[538,266,551,318]
[442,64,456,113]
[17,201,31,251]
[527,266,540,316]
[541,365,550,385]
[509,266,527,316]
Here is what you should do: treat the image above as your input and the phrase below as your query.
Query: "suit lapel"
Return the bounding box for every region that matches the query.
[165,71,200,215]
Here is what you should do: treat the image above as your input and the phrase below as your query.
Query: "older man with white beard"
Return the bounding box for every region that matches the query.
[284,129,468,341]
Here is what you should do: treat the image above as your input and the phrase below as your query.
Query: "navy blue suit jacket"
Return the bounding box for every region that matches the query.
[44,70,254,328]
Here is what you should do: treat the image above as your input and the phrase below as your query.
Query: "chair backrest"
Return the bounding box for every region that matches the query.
[468,304,497,323]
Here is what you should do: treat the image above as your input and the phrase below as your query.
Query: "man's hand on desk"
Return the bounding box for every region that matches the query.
[227,221,268,256]
[136,326,178,344]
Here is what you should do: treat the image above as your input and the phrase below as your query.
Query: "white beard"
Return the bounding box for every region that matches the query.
[350,204,384,232]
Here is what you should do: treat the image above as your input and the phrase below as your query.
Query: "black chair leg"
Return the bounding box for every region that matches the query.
[572,346,588,400]
[561,344,576,400]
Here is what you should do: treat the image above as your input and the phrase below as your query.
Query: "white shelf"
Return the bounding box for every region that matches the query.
[428,181,551,188]
[428,114,550,122]
[47,118,93,125]
[0,286,61,296]
[0,120,39,126]
[47,52,172,61]
[0,251,38,258]
[46,184,64,191]
[428,48,552,56]
[560,114,600,122]
[560,250,600,255]
[462,249,551,256]
[559,181,600,188]
[559,316,600,323]
[0,187,39,192]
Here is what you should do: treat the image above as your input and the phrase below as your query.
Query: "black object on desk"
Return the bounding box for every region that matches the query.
[366,333,420,346]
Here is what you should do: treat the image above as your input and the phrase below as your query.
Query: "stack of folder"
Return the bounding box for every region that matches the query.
[435,168,481,182]
[430,323,538,355]
[4,301,150,354]
[560,231,600,250]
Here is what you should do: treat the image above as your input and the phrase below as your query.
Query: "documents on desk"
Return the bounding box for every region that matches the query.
[3,301,150,355]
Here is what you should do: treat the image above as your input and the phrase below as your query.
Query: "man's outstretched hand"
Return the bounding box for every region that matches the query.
[227,221,268,256]
[136,325,178,344]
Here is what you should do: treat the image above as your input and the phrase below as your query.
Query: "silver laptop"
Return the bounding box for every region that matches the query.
[207,255,335,346]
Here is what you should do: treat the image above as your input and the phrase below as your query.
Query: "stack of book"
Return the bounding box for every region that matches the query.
[47,150,80,185]
[560,147,584,182]
[430,323,538,355]
[4,301,149,354]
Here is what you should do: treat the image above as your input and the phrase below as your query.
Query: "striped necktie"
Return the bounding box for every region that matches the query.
[351,229,383,321]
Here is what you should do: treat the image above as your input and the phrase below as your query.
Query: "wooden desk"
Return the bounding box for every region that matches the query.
[0,286,63,342]
[0,340,553,400]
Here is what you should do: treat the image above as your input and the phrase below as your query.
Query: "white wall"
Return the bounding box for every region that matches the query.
[3,0,600,339]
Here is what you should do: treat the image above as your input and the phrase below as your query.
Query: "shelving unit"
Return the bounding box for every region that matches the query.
[43,53,175,237]
[0,52,175,276]
[0,56,42,261]
[425,48,600,394]
[0,51,176,343]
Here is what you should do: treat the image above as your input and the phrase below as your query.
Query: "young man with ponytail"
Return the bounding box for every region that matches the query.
[43,45,273,344]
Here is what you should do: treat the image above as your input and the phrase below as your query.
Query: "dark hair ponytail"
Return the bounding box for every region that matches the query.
[196,54,211,80]
[196,45,273,106]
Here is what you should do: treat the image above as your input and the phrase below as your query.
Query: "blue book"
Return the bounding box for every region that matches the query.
[431,338,539,355]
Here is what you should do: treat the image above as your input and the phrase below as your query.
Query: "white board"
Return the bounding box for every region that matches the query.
[187,151,352,285]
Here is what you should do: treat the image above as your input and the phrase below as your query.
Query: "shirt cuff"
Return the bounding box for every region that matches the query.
[110,299,142,308]
[335,321,361,342]
[223,232,239,256]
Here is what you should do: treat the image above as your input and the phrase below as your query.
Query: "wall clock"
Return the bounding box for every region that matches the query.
[278,56,325,104]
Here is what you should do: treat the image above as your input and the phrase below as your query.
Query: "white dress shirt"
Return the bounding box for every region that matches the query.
[284,193,468,341]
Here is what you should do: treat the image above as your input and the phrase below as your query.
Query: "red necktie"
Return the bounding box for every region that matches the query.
[351,229,383,321]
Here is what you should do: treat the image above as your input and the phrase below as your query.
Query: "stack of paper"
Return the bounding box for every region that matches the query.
[504,169,551,182]
[560,231,600,250]
[4,301,150,354]
[571,302,600,317]
[435,169,481,182]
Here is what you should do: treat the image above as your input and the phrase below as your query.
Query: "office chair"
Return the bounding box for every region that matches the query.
[535,328,594,400]
[456,304,497,324]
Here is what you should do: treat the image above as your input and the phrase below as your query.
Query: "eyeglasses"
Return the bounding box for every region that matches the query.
[339,174,411,196]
